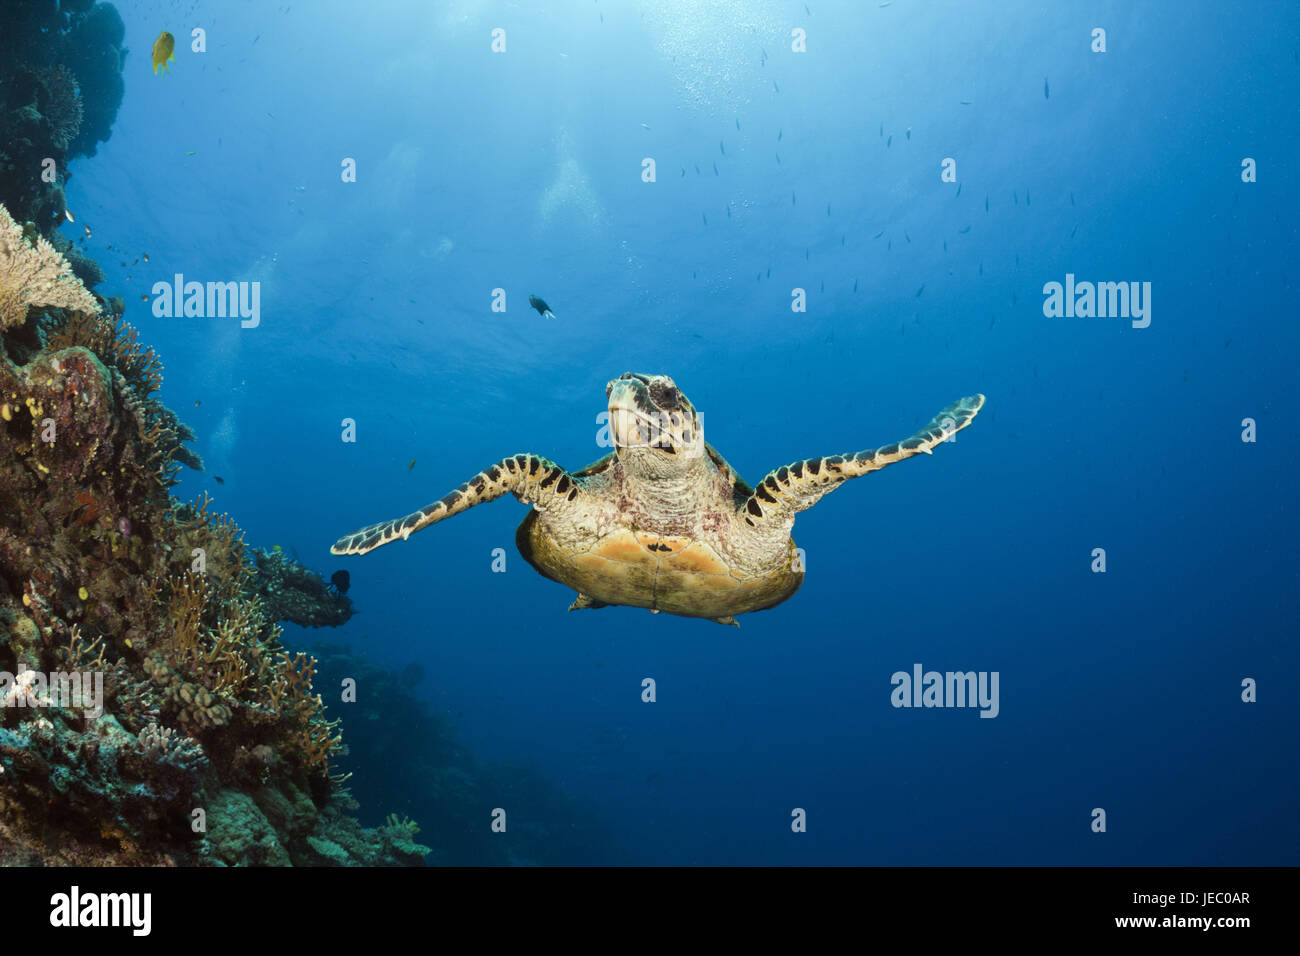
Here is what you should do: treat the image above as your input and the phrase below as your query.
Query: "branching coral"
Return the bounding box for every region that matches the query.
[0,203,99,330]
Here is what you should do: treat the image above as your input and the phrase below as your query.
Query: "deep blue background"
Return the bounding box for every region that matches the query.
[69,0,1299,863]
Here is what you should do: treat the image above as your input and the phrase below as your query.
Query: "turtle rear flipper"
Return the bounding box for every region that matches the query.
[331,453,587,556]
[737,394,985,530]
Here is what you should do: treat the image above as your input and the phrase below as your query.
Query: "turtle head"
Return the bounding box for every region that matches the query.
[606,372,704,476]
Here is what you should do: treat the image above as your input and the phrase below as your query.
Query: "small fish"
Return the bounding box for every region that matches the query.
[1070,224,1078,238]
[956,183,962,198]
[528,295,556,319]
[65,209,75,223]
[152,31,176,75]
[214,476,224,485]
[959,225,971,234]
[960,100,972,105]
[1070,191,1075,206]
[271,544,282,552]
[140,294,149,302]
[408,459,416,472]
[879,122,883,138]
[879,1,892,6]
[195,399,201,406]
[185,150,196,156]
[985,194,989,212]
[726,206,731,218]
[735,118,740,130]
[695,164,700,175]
[680,167,685,177]
[904,231,911,243]
[766,268,770,278]
[773,80,780,93]
[888,239,892,250]
[719,140,725,155]
[775,153,780,165]
[1043,77,1050,99]
[132,258,138,265]
[640,123,650,130]
[872,230,884,239]
[777,128,783,141]
[330,570,351,595]
[905,127,911,140]
[83,225,92,239]
[978,262,983,275]
[713,161,718,175]
[826,202,831,217]
[943,240,947,251]
[853,279,858,292]
[1025,190,1031,206]
[702,213,708,225]
[792,191,796,205]
[805,3,810,13]
[915,284,925,298]
[143,253,149,262]
[887,135,892,147]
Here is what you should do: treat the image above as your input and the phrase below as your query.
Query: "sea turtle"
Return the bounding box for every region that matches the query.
[330,373,984,625]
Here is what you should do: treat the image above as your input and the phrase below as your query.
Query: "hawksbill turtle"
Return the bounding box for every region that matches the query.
[330,373,984,625]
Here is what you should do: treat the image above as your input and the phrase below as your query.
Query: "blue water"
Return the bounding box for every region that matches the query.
[70,0,1298,864]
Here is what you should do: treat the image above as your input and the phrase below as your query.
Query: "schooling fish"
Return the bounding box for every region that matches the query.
[528,295,556,319]
[408,459,416,472]
[152,31,176,75]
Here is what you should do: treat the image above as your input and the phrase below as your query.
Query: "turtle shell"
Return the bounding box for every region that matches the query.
[515,511,803,619]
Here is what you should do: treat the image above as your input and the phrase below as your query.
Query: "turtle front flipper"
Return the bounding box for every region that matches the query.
[331,453,585,556]
[737,394,985,529]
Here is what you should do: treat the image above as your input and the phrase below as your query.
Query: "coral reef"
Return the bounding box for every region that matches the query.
[0,2,127,230]
[0,203,99,330]
[251,548,355,628]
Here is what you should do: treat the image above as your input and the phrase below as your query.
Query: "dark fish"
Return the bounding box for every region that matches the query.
[915,283,925,298]
[778,128,783,141]
[726,206,731,218]
[887,135,892,147]
[879,122,883,137]
[528,295,556,319]
[985,194,989,212]
[215,476,224,485]
[330,570,351,595]
[702,213,708,225]
[719,140,725,155]
[408,459,416,472]
[943,240,947,251]
[713,161,718,175]
[775,153,781,164]
[1070,224,1078,238]
[680,167,685,177]
[1070,191,1075,206]
[773,80,780,92]
[736,118,740,130]
[978,262,983,275]
[956,183,962,198]
[826,202,831,217]
[1025,191,1031,206]
[959,225,971,234]
[1043,77,1049,99]
[194,399,201,406]
[853,278,858,292]
[872,230,884,239]
[766,267,770,278]
[904,231,911,243]
[695,164,700,175]
[792,191,796,205]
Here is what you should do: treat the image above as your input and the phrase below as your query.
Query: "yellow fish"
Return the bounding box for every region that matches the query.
[152,31,175,75]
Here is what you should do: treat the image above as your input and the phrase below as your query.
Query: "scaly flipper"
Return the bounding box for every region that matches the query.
[738,394,985,528]
[331,453,583,556]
